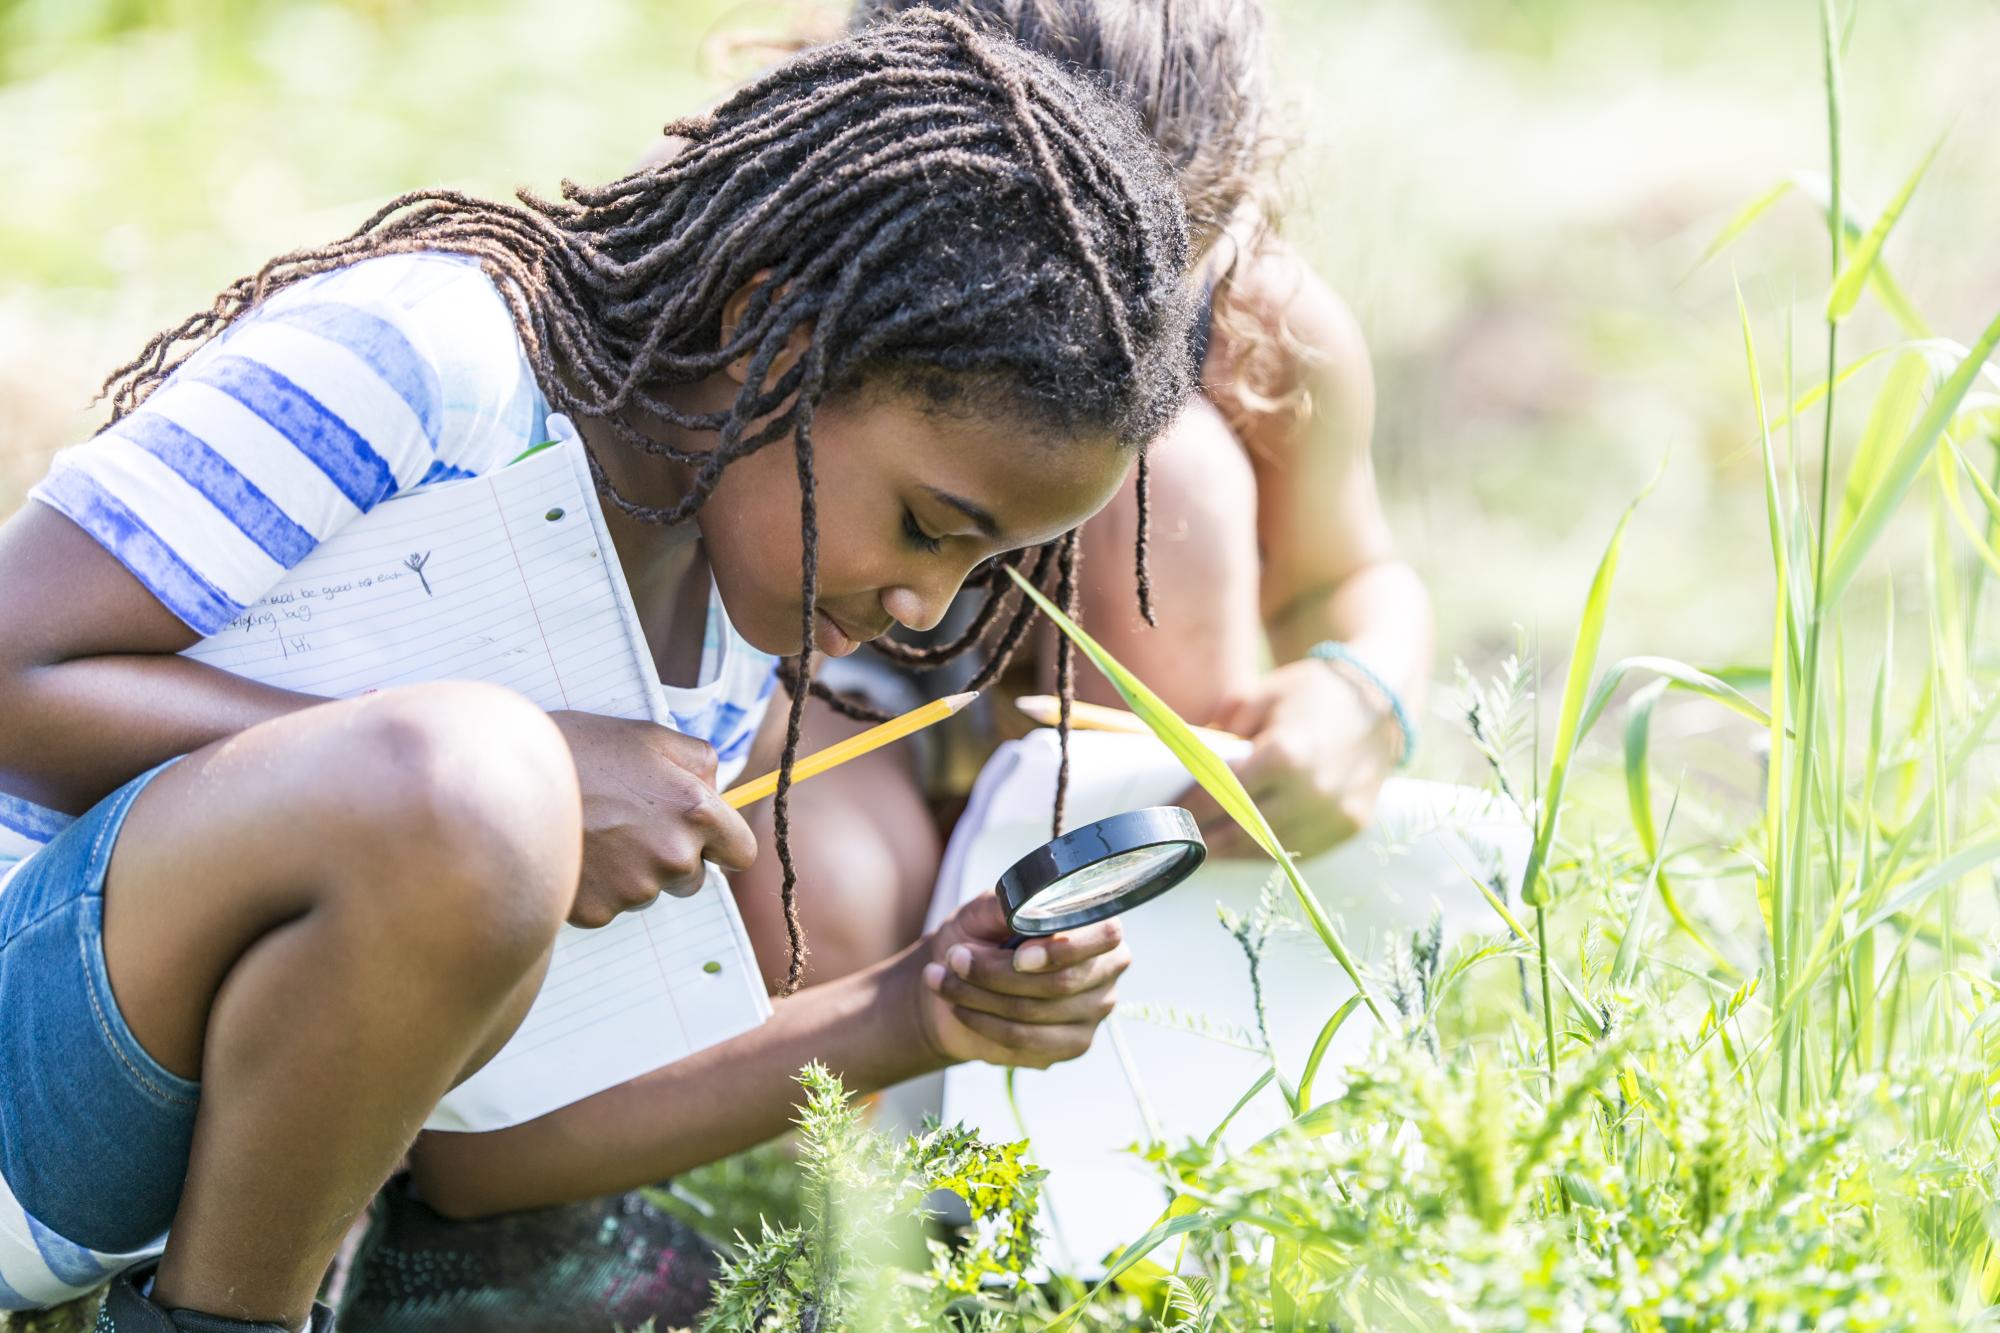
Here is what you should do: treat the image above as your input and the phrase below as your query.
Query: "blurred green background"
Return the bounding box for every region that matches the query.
[2,0,1996,697]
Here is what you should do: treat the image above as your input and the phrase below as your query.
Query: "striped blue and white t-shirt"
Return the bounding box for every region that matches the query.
[0,251,777,1310]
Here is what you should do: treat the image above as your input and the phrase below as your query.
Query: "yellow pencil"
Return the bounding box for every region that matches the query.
[722,691,978,809]
[1013,694,1246,748]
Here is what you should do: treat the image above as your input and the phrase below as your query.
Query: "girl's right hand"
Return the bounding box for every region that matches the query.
[547,710,759,928]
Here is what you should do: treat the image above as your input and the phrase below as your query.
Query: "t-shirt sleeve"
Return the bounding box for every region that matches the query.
[28,254,542,636]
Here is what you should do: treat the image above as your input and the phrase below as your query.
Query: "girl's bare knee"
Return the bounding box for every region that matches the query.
[326,684,580,962]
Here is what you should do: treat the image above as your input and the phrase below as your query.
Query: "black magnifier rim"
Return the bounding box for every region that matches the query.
[996,806,1207,936]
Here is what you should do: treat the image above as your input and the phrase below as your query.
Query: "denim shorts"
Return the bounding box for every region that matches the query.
[0,758,198,1259]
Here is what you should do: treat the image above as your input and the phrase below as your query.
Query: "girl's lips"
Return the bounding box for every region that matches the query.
[813,608,860,657]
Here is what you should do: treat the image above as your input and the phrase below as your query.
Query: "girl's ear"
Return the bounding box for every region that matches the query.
[721,270,814,387]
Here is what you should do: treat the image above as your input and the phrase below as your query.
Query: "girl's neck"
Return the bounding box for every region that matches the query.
[562,375,733,690]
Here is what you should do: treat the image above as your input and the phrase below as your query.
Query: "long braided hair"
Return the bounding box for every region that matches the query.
[98,10,1194,993]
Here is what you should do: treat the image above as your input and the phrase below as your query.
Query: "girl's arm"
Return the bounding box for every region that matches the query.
[0,503,318,813]
[1222,242,1433,699]
[1201,245,1433,855]
[407,894,1129,1217]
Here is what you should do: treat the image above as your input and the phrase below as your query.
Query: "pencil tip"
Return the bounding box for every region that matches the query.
[945,691,980,714]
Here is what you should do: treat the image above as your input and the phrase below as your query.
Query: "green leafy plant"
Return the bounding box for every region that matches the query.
[695,1064,1047,1332]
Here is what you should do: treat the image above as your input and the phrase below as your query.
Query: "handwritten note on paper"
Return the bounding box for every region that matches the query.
[184,440,771,1133]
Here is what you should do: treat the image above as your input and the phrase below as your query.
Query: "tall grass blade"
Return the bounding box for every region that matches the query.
[1826,137,1944,321]
[1577,653,1772,745]
[1738,282,1790,970]
[1048,1211,1214,1329]
[1937,444,2000,581]
[1838,352,1929,540]
[1295,995,1366,1112]
[1686,179,1793,278]
[1621,688,1735,974]
[1824,308,2000,606]
[1848,839,2000,949]
[1791,171,1934,338]
[1765,345,1897,439]
[1006,566,1384,1021]
[1518,486,1650,908]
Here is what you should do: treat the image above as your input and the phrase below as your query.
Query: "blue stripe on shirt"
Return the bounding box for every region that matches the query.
[0,791,71,841]
[113,412,317,568]
[258,302,441,446]
[190,355,400,511]
[418,458,478,485]
[34,471,240,634]
[25,1216,107,1288]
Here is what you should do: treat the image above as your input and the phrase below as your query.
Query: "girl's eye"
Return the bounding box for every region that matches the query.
[902,508,943,555]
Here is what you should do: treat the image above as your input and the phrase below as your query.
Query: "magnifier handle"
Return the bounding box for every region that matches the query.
[1002,934,1028,951]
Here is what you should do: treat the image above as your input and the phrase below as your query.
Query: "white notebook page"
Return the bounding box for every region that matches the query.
[184,433,772,1132]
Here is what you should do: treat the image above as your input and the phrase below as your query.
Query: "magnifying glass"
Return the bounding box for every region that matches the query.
[996,806,1208,936]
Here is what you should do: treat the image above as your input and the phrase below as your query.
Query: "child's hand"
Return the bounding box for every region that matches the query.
[549,710,758,928]
[1176,658,1400,859]
[911,894,1130,1069]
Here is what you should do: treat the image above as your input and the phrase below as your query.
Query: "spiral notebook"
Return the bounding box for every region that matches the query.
[182,424,772,1132]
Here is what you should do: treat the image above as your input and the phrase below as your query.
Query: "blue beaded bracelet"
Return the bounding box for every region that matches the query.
[1306,640,1417,768]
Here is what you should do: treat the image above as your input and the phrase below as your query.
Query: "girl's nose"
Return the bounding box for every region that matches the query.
[880,581,953,634]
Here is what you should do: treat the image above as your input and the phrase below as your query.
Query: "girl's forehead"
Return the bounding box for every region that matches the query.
[860,396,1129,541]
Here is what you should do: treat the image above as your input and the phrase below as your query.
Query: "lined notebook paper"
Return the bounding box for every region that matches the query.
[184,428,772,1132]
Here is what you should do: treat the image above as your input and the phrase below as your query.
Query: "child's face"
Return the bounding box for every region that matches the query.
[695,391,1130,659]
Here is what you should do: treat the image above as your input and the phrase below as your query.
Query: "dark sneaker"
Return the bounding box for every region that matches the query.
[337,1176,717,1332]
[97,1265,334,1332]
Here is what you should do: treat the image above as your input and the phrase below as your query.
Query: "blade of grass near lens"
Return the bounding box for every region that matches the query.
[1006,566,1384,1022]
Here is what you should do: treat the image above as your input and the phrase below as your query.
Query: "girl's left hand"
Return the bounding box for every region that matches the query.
[911,894,1130,1069]
[1177,658,1401,860]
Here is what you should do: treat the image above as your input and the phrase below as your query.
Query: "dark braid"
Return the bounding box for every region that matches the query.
[772,419,822,994]
[1135,452,1157,625]
[99,10,1193,993]
[1051,530,1081,837]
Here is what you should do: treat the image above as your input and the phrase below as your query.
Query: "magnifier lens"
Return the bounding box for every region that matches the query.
[1013,842,1193,927]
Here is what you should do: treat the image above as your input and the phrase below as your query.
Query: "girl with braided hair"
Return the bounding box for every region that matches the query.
[732,0,1434,986]
[0,12,1192,1331]
[339,6,1432,1328]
